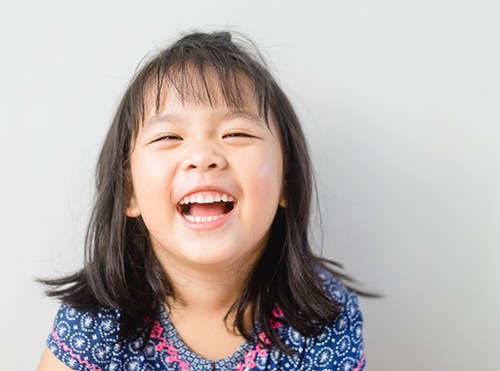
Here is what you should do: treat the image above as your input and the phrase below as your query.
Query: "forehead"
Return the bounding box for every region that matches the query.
[143,65,264,122]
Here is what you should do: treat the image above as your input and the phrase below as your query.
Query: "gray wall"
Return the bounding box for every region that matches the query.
[1,1,498,370]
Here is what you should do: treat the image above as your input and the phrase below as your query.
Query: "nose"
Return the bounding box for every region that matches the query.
[182,142,228,171]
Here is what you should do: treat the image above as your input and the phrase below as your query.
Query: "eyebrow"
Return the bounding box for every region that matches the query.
[144,113,182,127]
[144,110,264,128]
[222,110,263,124]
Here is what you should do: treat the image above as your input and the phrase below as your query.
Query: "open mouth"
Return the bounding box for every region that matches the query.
[178,192,236,223]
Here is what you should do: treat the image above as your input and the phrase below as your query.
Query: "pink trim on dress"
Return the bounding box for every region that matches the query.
[235,342,268,371]
[353,354,366,371]
[236,305,284,370]
[150,320,190,371]
[51,328,102,371]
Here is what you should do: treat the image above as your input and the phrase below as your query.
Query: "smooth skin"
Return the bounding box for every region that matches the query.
[37,347,72,370]
[127,89,284,270]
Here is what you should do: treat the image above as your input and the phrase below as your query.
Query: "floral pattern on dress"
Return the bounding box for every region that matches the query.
[47,268,365,370]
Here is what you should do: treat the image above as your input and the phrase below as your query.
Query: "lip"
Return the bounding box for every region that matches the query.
[177,186,237,231]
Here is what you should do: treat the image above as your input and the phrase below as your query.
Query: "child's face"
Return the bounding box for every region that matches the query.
[126,85,285,271]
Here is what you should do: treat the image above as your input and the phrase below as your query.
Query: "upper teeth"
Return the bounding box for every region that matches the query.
[179,193,234,205]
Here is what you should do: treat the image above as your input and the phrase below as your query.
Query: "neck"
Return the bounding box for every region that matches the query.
[152,247,262,341]
[166,264,249,312]
[161,262,257,360]
[150,236,267,317]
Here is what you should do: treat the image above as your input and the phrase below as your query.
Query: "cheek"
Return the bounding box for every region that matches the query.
[133,152,174,187]
[251,153,283,206]
[243,155,282,243]
[257,156,281,186]
[130,153,176,215]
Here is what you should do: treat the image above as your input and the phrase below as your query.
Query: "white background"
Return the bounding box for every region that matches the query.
[1,1,499,370]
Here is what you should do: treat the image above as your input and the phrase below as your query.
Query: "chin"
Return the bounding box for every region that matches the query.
[180,245,242,267]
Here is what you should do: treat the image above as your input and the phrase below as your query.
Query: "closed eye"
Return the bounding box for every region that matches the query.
[223,132,255,139]
[155,134,183,141]
[148,134,184,147]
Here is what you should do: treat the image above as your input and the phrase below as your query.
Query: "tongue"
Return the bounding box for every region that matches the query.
[189,203,226,217]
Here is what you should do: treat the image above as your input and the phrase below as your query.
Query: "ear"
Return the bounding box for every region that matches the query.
[126,195,141,218]
[279,191,287,208]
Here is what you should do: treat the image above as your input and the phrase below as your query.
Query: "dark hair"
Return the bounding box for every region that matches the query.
[40,31,348,354]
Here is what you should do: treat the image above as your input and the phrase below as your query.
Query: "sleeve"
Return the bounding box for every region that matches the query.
[46,304,120,371]
[302,277,366,371]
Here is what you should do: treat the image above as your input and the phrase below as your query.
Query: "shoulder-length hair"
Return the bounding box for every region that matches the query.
[41,31,345,353]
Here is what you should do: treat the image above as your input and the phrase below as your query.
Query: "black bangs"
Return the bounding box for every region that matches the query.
[139,31,272,125]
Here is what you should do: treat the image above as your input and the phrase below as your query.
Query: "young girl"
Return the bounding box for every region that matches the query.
[38,31,365,371]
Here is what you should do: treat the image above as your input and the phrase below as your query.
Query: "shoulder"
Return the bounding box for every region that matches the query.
[310,265,365,370]
[46,304,121,371]
[315,264,363,321]
[275,265,366,370]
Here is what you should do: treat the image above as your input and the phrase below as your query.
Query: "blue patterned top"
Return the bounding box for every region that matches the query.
[47,269,365,370]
